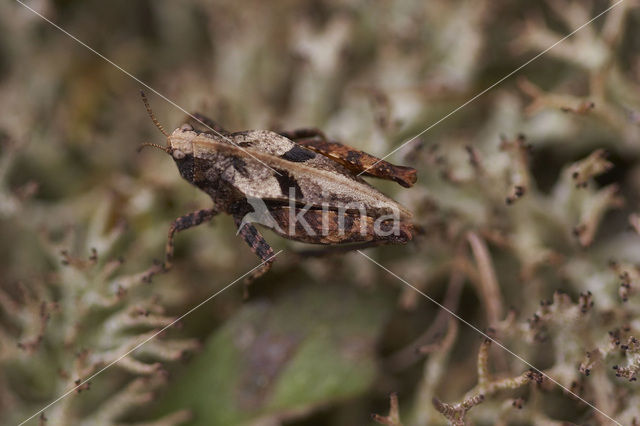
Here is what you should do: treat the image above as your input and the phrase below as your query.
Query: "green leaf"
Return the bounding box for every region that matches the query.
[155,283,392,425]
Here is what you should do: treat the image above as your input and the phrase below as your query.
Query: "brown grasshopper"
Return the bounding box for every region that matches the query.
[139,93,417,283]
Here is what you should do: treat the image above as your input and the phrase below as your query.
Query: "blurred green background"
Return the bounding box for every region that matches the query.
[1,0,640,425]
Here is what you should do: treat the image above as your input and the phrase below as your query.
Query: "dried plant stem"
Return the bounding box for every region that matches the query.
[387,259,465,370]
[372,393,403,426]
[467,232,504,325]
[433,339,543,425]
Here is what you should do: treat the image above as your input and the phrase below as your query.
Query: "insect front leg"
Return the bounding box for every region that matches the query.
[142,208,218,282]
[164,208,219,270]
[234,216,275,295]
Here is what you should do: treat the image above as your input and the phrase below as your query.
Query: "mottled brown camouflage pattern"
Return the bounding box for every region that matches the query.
[280,128,417,188]
[266,207,414,245]
[145,107,416,283]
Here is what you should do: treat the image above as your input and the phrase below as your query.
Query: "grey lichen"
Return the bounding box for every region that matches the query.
[0,193,198,425]
[3,0,640,425]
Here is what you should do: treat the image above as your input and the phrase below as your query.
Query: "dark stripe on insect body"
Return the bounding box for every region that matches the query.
[275,172,304,199]
[232,156,250,178]
[280,145,316,163]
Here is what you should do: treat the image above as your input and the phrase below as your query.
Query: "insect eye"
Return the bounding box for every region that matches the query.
[172,149,186,160]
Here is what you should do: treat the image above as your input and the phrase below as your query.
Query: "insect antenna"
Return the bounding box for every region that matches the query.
[140,90,169,137]
[137,142,171,154]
